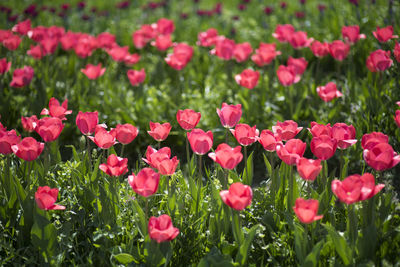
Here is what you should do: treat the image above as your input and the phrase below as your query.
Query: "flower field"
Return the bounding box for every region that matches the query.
[1,0,400,265]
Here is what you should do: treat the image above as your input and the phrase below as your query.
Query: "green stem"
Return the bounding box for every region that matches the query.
[225,128,229,144]
[158,141,161,150]
[86,136,92,171]
[145,196,149,220]
[347,204,357,255]
[287,164,294,211]
[244,146,248,185]
[231,209,244,244]
[186,134,191,175]
[120,144,125,158]
[195,155,203,217]
[224,169,229,190]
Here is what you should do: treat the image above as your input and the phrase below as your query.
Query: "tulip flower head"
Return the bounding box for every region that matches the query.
[208,143,243,170]
[331,123,357,149]
[147,122,171,142]
[366,50,393,72]
[0,129,20,155]
[99,154,128,177]
[310,135,337,160]
[148,214,179,243]
[12,137,44,161]
[35,117,64,142]
[10,66,34,88]
[342,25,366,44]
[272,120,303,141]
[216,103,242,128]
[361,132,389,150]
[276,65,300,86]
[293,198,323,223]
[115,123,138,145]
[332,173,384,204]
[21,115,38,132]
[258,129,280,152]
[363,142,400,171]
[76,111,99,135]
[143,146,171,169]
[176,109,201,130]
[328,40,350,61]
[127,68,146,86]
[220,182,252,210]
[233,42,252,62]
[276,139,306,165]
[40,97,72,120]
[272,24,295,43]
[235,69,260,89]
[88,125,117,149]
[230,124,259,146]
[310,41,329,58]
[308,122,332,137]
[316,82,343,102]
[373,26,398,43]
[0,58,11,74]
[128,168,160,197]
[81,63,106,79]
[35,186,65,210]
[296,157,322,181]
[187,129,213,155]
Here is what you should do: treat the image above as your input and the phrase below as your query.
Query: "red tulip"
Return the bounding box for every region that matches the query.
[208,143,243,170]
[165,43,193,70]
[173,43,194,59]
[310,41,329,58]
[332,123,357,149]
[197,28,218,47]
[106,45,129,62]
[0,30,13,43]
[157,156,179,176]
[328,40,350,61]
[143,146,171,169]
[394,42,400,63]
[35,186,65,210]
[151,34,173,51]
[156,18,175,35]
[363,142,400,171]
[35,117,64,142]
[220,182,252,210]
[233,42,252,62]
[361,132,388,150]
[272,24,295,43]
[187,129,213,155]
[97,32,116,49]
[276,139,306,165]
[289,31,314,49]
[10,66,34,88]
[231,124,259,146]
[127,69,146,86]
[12,19,31,35]
[88,125,117,149]
[235,69,260,89]
[394,110,400,128]
[296,157,322,181]
[12,137,44,161]
[276,65,300,86]
[21,115,38,132]
[251,43,281,66]
[76,111,98,135]
[27,44,44,60]
[124,53,141,66]
[211,37,235,60]
[373,26,398,43]
[308,122,332,137]
[40,97,72,120]
[60,31,78,50]
[99,154,128,177]
[258,129,280,151]
[216,103,242,128]
[148,122,171,142]
[332,173,384,204]
[2,35,21,50]
[316,82,343,102]
[132,24,156,49]
[176,109,201,130]
[81,63,106,79]
[272,120,303,141]
[366,50,393,72]
[293,198,323,223]
[342,25,366,44]
[310,135,337,160]
[0,58,11,74]
[0,129,20,155]
[114,123,138,145]
[148,214,179,243]
[128,167,160,197]
[287,56,307,75]
[40,38,58,55]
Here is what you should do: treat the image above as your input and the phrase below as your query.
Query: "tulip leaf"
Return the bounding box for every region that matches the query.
[323,224,353,265]
[113,253,134,264]
[235,224,260,265]
[242,151,253,185]
[66,145,80,162]
[132,200,147,237]
[31,208,57,260]
[198,247,237,267]
[302,240,324,267]
[91,156,102,182]
[263,153,273,177]
[294,224,307,264]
